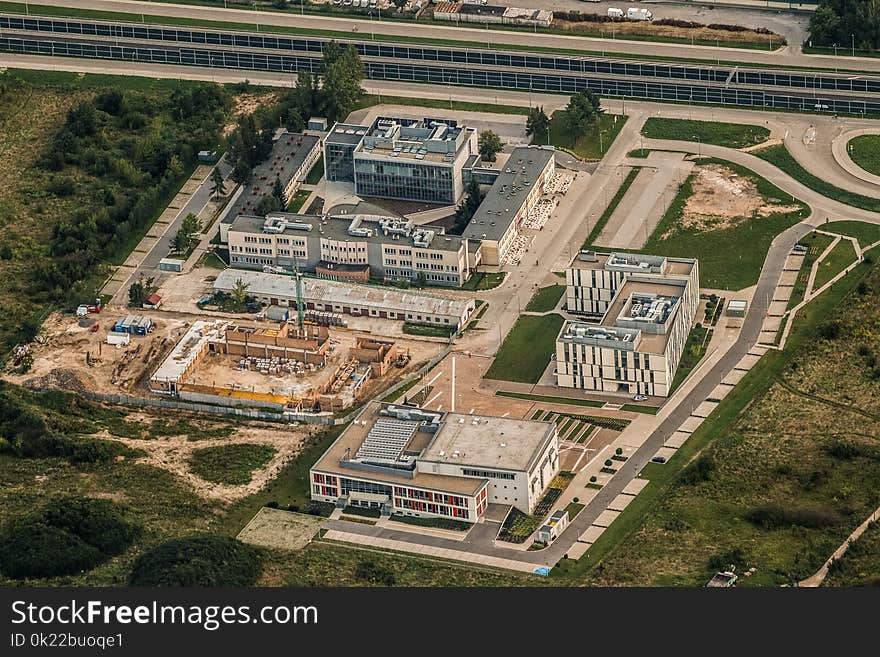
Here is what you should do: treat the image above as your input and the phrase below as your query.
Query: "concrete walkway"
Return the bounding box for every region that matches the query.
[798,505,880,587]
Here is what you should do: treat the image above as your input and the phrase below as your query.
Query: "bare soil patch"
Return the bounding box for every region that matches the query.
[673,164,801,235]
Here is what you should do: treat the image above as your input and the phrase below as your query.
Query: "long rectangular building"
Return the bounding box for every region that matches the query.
[227,212,478,287]
[462,145,555,265]
[310,402,560,521]
[213,269,476,330]
[556,251,699,398]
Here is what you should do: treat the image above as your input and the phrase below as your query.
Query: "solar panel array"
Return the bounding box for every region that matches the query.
[355,418,418,464]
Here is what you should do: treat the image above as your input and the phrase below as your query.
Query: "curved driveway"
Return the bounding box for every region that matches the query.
[830,128,880,187]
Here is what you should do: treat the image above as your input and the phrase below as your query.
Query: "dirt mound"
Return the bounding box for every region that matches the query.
[25,368,90,393]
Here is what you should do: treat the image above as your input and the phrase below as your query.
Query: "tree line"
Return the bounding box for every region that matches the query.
[809,0,880,50]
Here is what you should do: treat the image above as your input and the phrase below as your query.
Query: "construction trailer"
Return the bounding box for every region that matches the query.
[113,315,153,336]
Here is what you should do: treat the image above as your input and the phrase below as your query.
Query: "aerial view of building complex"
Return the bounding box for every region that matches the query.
[0,0,878,644]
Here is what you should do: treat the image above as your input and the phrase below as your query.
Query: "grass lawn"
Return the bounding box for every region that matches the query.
[846,135,880,177]
[402,322,455,338]
[198,251,228,270]
[485,314,565,384]
[641,118,771,149]
[787,232,836,311]
[813,238,857,290]
[188,443,276,486]
[525,284,565,312]
[388,514,471,532]
[495,391,603,408]
[640,158,808,290]
[620,404,659,415]
[584,167,640,247]
[304,156,324,185]
[355,94,529,117]
[551,256,879,587]
[668,323,711,394]
[754,144,880,214]
[545,113,627,161]
[460,271,506,291]
[822,220,880,248]
[286,189,311,214]
[565,502,586,520]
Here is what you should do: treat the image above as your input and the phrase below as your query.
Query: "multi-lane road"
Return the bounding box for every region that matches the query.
[25,0,880,73]
[4,12,880,114]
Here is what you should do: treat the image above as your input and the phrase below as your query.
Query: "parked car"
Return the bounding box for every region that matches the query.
[633,394,648,402]
[793,244,808,252]
[651,456,667,464]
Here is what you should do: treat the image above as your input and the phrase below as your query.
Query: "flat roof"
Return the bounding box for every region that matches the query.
[356,116,471,165]
[602,280,685,354]
[228,211,468,253]
[462,146,555,243]
[151,320,226,383]
[569,251,695,277]
[226,131,320,219]
[213,269,472,319]
[325,123,369,146]
[420,413,556,473]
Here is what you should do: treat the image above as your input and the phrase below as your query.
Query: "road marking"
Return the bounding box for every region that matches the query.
[424,370,444,387]
[451,356,456,413]
[424,391,443,407]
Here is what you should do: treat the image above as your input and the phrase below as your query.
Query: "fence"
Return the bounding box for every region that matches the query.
[79,344,453,426]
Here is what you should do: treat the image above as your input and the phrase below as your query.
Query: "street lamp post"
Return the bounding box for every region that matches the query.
[852,33,855,57]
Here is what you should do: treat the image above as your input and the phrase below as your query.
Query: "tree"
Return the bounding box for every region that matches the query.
[272,175,286,210]
[171,212,202,254]
[320,42,365,123]
[808,0,880,50]
[230,278,250,311]
[210,167,226,198]
[478,130,504,162]
[452,179,484,235]
[255,194,281,216]
[564,90,603,138]
[526,106,551,141]
[128,276,156,307]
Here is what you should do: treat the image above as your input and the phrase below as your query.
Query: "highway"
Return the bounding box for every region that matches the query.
[28,0,880,73]
[4,17,879,115]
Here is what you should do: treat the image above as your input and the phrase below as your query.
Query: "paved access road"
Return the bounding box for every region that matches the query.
[30,0,880,73]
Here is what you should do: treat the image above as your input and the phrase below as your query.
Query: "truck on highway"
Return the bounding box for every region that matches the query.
[607,7,624,18]
[626,7,653,21]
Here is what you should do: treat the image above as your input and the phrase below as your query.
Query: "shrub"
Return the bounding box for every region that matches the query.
[129,535,262,586]
[604,459,613,467]
[707,547,749,572]
[826,441,863,460]
[745,504,840,530]
[679,454,716,485]
[818,321,842,339]
[573,497,579,504]
[354,560,396,586]
[0,497,139,579]
[265,501,280,509]
[615,447,623,455]
[589,476,597,483]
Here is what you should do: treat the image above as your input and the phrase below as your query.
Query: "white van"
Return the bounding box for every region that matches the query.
[607,7,624,18]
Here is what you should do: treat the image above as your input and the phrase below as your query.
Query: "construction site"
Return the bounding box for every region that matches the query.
[4,306,440,416]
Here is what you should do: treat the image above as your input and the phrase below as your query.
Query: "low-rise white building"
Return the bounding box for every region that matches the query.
[310,402,560,521]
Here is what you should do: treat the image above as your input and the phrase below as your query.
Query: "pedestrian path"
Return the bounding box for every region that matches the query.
[322,529,541,574]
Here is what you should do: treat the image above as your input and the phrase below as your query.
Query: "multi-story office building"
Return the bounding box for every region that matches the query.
[565,251,699,316]
[323,116,478,204]
[555,252,699,398]
[462,146,555,265]
[310,402,560,521]
[227,212,478,287]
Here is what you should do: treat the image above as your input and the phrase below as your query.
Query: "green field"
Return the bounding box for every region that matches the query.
[460,272,506,291]
[822,220,880,248]
[304,156,324,185]
[787,232,836,311]
[402,322,455,338]
[640,158,808,290]
[189,444,277,486]
[846,135,880,177]
[668,323,711,394]
[286,189,312,214]
[754,144,880,214]
[485,314,565,384]
[495,391,603,408]
[583,167,641,247]
[642,118,771,149]
[546,113,627,161]
[551,256,879,586]
[525,285,565,312]
[813,238,857,290]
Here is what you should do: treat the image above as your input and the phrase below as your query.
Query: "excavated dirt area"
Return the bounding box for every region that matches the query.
[674,163,802,235]
[223,91,280,136]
